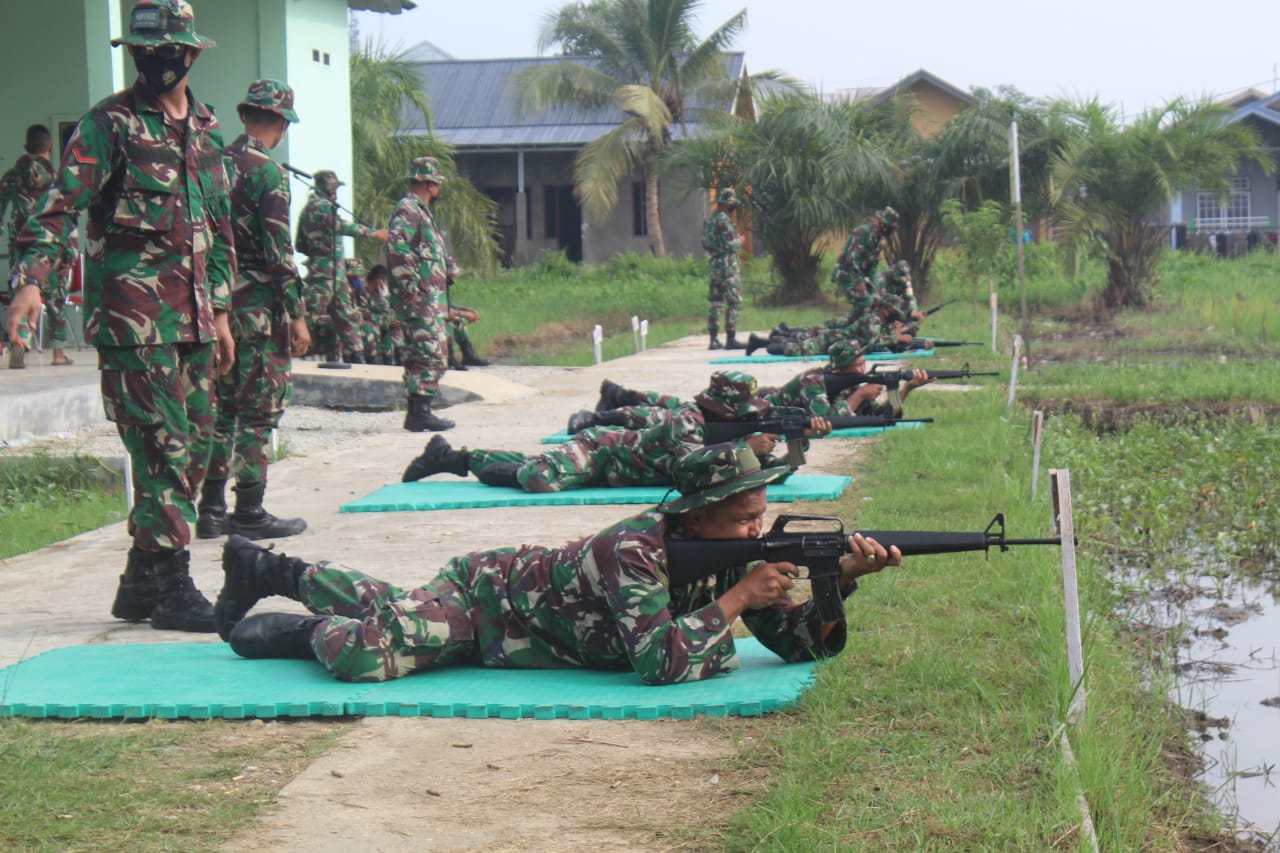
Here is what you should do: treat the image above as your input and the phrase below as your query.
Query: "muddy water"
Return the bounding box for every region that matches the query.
[1133,563,1280,839]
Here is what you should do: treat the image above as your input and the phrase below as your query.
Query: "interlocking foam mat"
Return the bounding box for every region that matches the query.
[540,421,925,444]
[0,639,817,720]
[711,348,936,365]
[340,474,850,513]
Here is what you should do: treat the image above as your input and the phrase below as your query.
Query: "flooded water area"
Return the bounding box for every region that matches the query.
[1120,557,1280,843]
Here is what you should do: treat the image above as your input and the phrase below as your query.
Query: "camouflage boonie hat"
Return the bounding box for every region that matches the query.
[240,78,299,124]
[694,370,769,420]
[827,341,867,369]
[314,170,344,192]
[876,206,900,229]
[346,258,366,278]
[410,156,446,184]
[657,444,789,514]
[716,188,740,207]
[112,0,215,49]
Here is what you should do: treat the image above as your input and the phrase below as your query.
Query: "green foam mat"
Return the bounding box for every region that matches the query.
[0,639,817,720]
[340,474,849,512]
[541,421,925,444]
[711,348,936,365]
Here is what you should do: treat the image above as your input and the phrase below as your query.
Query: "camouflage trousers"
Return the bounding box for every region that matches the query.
[400,292,448,398]
[834,271,872,306]
[707,273,741,336]
[779,326,846,357]
[449,315,474,354]
[299,561,479,682]
[208,316,293,485]
[469,427,676,493]
[42,274,73,349]
[303,261,362,356]
[99,343,215,551]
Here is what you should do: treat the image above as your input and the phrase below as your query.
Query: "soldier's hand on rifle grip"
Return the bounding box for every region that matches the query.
[804,417,832,438]
[737,561,800,609]
[839,534,901,586]
[846,383,884,407]
[744,433,778,456]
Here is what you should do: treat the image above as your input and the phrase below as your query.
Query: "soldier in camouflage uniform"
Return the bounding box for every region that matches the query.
[3,125,73,368]
[877,260,921,322]
[701,188,745,350]
[404,370,828,490]
[388,155,453,431]
[760,341,932,419]
[343,258,376,360]
[7,0,235,633]
[831,206,899,306]
[445,259,490,370]
[295,169,384,363]
[215,443,902,680]
[199,79,310,544]
[364,263,399,364]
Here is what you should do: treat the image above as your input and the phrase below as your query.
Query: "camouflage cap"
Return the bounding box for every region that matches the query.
[346,258,366,278]
[314,170,344,192]
[827,341,867,369]
[240,78,299,124]
[716,187,740,207]
[876,206,900,229]
[112,0,215,50]
[410,156,446,185]
[873,293,905,321]
[694,370,769,421]
[657,444,790,514]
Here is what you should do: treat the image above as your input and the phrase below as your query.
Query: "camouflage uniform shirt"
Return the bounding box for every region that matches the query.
[831,223,883,304]
[13,80,234,345]
[295,192,373,268]
[701,209,741,283]
[222,133,303,324]
[4,152,54,257]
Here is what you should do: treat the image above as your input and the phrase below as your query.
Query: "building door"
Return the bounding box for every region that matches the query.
[545,185,582,262]
[483,187,518,267]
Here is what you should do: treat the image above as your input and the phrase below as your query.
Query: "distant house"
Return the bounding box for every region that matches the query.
[1169,91,1280,252]
[826,68,975,139]
[405,49,752,266]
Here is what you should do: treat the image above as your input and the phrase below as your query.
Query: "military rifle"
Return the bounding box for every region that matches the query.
[924,298,958,317]
[865,338,983,354]
[665,513,1065,622]
[702,411,932,466]
[823,363,999,397]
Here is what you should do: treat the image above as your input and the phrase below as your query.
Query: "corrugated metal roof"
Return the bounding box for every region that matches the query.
[407,53,745,148]
[348,0,416,12]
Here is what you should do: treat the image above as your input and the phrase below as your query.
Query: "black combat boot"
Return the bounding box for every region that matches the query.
[215,534,310,640]
[149,550,217,633]
[476,461,522,488]
[771,322,791,337]
[110,546,166,622]
[708,333,722,350]
[449,348,468,371]
[404,394,455,432]
[229,613,325,660]
[766,339,789,356]
[745,333,771,356]
[227,481,307,540]
[596,379,649,412]
[345,350,366,364]
[566,410,598,434]
[196,477,228,539]
[724,332,746,350]
[402,435,471,482]
[459,339,490,367]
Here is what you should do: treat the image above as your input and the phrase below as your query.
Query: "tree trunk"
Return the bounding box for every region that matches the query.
[1100,220,1164,312]
[646,172,666,257]
[770,236,824,305]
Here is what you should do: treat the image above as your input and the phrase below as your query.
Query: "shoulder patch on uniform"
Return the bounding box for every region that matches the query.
[73,149,98,165]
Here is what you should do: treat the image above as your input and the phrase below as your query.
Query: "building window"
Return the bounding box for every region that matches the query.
[545,186,574,239]
[632,183,648,236]
[1197,177,1250,228]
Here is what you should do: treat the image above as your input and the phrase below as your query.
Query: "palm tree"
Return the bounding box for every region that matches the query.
[349,40,501,272]
[665,93,896,302]
[1051,97,1270,311]
[518,0,789,257]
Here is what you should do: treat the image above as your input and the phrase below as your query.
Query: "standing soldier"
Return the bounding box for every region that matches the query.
[388,156,453,432]
[344,258,377,361]
[4,125,73,368]
[294,169,385,363]
[198,78,309,543]
[701,188,745,350]
[6,0,236,632]
[832,206,899,306]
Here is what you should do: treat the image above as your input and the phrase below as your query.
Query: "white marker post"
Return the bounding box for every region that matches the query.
[123,453,135,511]
[990,288,999,353]
[1030,409,1044,501]
[1050,468,1085,720]
[631,315,641,353]
[1006,334,1022,416]
[592,324,603,365]
[639,319,648,352]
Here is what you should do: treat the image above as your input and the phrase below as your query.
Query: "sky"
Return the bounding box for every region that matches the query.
[353,0,1280,117]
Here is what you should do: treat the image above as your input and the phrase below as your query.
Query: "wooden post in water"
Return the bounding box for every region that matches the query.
[1006,335,1022,416]
[1030,410,1044,501]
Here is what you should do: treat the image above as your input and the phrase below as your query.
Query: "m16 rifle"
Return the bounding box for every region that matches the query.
[702,412,932,466]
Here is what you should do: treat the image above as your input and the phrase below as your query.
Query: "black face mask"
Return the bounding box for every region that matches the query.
[134,50,190,95]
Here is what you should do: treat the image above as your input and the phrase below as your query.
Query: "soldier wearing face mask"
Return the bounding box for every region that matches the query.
[7,0,236,634]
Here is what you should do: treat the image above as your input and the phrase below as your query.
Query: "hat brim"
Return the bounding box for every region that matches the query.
[112,33,216,49]
[239,102,299,124]
[657,461,789,514]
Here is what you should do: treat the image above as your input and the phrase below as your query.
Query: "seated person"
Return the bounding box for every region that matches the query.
[402,370,831,491]
[216,443,902,682]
